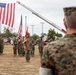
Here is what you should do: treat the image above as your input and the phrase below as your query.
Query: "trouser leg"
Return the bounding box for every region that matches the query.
[18,48,20,55]
[19,47,23,56]
[13,47,17,56]
[39,47,43,58]
[22,48,25,56]
[32,46,35,56]
[26,50,30,62]
[0,46,1,54]
[0,46,3,54]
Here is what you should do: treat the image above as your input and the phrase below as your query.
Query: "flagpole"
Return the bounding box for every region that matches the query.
[21,15,23,36]
[17,1,66,34]
[25,16,27,36]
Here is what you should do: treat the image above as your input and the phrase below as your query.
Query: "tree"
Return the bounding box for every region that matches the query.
[56,32,62,38]
[47,29,63,41]
[41,33,47,37]
[2,27,18,37]
[47,29,56,41]
[32,34,39,40]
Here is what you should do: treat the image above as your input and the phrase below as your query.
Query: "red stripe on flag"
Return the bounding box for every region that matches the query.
[5,4,9,25]
[11,3,15,27]
[25,27,28,39]
[8,3,12,26]
[0,8,2,20]
[2,8,6,24]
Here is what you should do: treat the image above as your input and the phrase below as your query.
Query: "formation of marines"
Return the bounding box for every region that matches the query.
[12,36,44,62]
[0,34,44,63]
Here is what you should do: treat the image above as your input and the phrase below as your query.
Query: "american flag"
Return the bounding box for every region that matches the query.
[18,15,22,36]
[0,3,15,27]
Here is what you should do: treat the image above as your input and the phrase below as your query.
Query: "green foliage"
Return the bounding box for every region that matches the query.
[32,34,39,40]
[4,28,11,37]
[41,33,47,37]
[47,29,63,41]
[47,29,56,40]
[56,32,62,37]
[2,27,18,37]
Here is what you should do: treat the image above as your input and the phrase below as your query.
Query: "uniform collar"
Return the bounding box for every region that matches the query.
[64,33,76,38]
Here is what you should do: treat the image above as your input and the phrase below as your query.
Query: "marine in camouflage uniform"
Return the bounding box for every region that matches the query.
[0,35,4,55]
[35,37,44,58]
[31,38,35,57]
[25,37,32,62]
[39,7,76,75]
[17,36,23,56]
[13,36,18,56]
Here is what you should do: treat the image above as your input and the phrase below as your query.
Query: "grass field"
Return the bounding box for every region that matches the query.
[0,45,40,75]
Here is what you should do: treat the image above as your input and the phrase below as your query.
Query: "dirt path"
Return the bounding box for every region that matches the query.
[0,45,40,75]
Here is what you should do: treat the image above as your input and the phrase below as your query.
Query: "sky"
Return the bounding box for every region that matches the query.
[0,0,76,36]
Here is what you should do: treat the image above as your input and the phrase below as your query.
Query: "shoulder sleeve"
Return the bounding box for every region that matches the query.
[41,45,55,69]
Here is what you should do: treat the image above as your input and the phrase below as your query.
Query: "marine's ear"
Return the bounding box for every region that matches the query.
[63,18,68,30]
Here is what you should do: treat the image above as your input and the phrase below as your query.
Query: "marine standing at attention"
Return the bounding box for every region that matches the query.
[39,6,76,75]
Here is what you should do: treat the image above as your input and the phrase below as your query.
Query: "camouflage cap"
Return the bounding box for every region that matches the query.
[63,7,76,15]
[63,6,76,29]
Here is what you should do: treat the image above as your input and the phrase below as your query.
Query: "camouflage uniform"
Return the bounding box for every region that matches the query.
[13,37,18,56]
[36,37,44,58]
[25,38,31,62]
[31,38,35,57]
[40,7,76,75]
[0,35,4,55]
[41,34,76,75]
[18,37,23,56]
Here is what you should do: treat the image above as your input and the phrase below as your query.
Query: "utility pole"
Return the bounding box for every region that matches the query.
[25,16,27,32]
[31,25,34,36]
[40,22,44,36]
